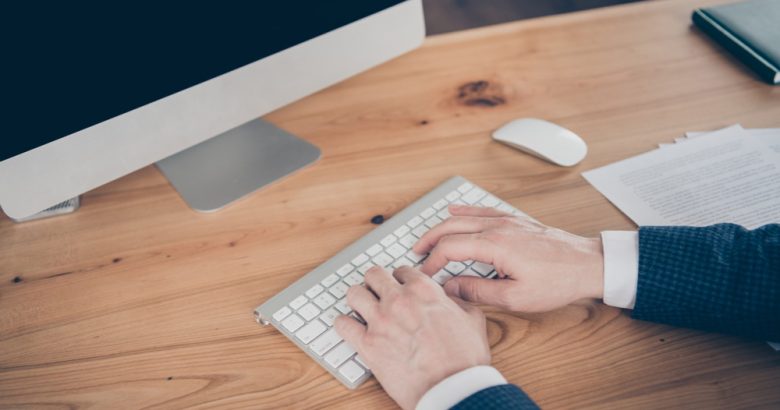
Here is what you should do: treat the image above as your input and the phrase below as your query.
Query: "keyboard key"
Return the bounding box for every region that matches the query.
[329,282,349,298]
[498,203,514,214]
[399,234,417,248]
[407,216,424,227]
[393,225,410,238]
[273,306,292,322]
[372,252,393,267]
[325,342,356,368]
[462,188,486,204]
[344,272,364,286]
[444,261,466,275]
[355,355,370,369]
[432,199,448,210]
[471,262,494,275]
[281,314,305,332]
[298,303,321,321]
[295,320,326,344]
[380,234,396,247]
[458,182,473,193]
[351,253,369,266]
[445,191,459,202]
[480,195,500,208]
[412,225,429,238]
[420,207,436,219]
[392,257,415,269]
[310,328,343,356]
[335,299,352,314]
[319,308,340,326]
[337,264,354,277]
[321,273,339,288]
[339,360,366,383]
[306,284,324,299]
[432,270,453,285]
[366,244,383,257]
[314,292,336,310]
[290,295,308,310]
[358,263,373,274]
[461,269,481,277]
[424,216,442,228]
[386,243,407,259]
[406,251,425,263]
[437,209,450,220]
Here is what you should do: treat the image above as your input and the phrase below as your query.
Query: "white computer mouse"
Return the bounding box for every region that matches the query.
[492,118,587,167]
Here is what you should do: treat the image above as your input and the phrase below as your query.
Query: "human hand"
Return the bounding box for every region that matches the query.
[412,205,604,312]
[334,266,490,410]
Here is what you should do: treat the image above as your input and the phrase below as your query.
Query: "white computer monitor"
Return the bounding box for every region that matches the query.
[0,1,425,219]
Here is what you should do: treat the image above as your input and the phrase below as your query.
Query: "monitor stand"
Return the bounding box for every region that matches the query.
[156,119,320,212]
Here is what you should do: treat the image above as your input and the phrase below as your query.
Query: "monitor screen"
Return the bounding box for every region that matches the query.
[2,1,404,162]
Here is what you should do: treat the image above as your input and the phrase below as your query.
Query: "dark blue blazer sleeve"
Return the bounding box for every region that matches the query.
[633,223,780,340]
[451,384,539,410]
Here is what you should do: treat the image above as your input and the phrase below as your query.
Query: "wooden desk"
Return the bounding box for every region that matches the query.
[2,0,779,408]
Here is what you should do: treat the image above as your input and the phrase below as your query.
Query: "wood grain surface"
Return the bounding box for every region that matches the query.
[2,0,779,408]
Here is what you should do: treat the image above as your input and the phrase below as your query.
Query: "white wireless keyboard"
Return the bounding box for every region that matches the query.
[253,176,526,389]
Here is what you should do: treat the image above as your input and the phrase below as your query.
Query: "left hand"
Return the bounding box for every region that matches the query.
[412,204,603,312]
[334,266,491,410]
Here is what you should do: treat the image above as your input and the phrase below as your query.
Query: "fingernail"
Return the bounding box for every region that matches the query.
[443,279,459,295]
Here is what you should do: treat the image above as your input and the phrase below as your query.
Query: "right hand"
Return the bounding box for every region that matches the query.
[412,204,604,312]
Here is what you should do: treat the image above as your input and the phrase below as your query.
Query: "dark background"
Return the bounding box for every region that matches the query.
[423,0,643,34]
[3,0,644,161]
[1,1,402,162]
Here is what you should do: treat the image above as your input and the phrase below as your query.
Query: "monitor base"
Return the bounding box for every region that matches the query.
[156,119,320,213]
[10,197,80,223]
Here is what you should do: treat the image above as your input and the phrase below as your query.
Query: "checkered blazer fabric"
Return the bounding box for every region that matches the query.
[452,384,539,410]
[632,223,780,340]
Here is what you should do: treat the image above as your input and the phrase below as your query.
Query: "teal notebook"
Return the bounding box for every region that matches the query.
[692,0,780,85]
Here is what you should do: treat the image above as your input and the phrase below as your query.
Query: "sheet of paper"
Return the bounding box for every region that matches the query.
[582,125,780,228]
[686,128,780,153]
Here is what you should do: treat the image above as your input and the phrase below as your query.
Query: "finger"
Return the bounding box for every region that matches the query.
[448,295,487,324]
[413,216,503,255]
[419,233,497,275]
[346,285,379,322]
[334,315,366,351]
[449,204,511,218]
[392,265,425,284]
[364,266,399,298]
[443,276,512,308]
[448,294,477,313]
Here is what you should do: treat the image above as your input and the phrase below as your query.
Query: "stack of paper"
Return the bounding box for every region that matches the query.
[582,124,780,349]
[658,128,780,153]
[583,125,780,229]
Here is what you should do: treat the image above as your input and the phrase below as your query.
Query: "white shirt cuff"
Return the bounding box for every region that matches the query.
[601,231,639,309]
[415,365,507,410]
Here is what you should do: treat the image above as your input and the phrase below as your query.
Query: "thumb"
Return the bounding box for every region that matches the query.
[444,276,512,309]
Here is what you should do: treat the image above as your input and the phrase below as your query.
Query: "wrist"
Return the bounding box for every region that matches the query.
[581,237,605,300]
[413,362,484,408]
[415,366,507,410]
